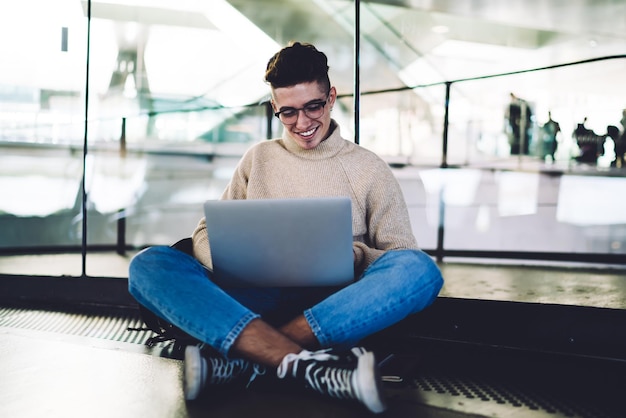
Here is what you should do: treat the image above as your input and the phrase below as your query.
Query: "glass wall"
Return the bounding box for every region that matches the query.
[0,1,86,275]
[426,61,626,256]
[1,0,625,279]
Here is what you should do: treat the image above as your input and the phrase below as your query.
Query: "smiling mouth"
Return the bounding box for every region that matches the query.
[298,126,318,138]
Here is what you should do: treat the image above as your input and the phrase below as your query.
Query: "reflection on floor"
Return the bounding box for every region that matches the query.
[438,262,626,309]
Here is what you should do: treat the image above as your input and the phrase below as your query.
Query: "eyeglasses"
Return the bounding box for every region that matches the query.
[274,96,329,124]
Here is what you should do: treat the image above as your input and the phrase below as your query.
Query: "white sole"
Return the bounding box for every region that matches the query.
[183,345,203,401]
[354,351,387,413]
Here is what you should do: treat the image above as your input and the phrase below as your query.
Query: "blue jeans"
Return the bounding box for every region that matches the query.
[128,246,443,357]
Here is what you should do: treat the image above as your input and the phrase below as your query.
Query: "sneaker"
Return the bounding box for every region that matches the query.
[276,348,387,414]
[183,345,265,400]
[343,346,370,363]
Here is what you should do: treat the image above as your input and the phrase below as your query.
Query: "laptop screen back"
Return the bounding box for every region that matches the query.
[203,197,354,287]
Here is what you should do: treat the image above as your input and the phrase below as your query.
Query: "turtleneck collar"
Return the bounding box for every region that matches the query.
[280,120,347,160]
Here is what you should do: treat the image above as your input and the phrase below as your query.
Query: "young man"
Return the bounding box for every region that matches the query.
[129,42,443,414]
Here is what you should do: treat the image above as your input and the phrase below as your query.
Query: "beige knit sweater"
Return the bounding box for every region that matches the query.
[192,121,419,278]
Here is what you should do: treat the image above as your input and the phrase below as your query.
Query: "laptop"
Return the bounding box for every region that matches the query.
[203,197,354,287]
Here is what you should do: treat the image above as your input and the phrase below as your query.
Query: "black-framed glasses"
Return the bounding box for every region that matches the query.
[274,96,329,124]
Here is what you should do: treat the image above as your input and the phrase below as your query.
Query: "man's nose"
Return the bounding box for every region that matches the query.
[294,109,312,126]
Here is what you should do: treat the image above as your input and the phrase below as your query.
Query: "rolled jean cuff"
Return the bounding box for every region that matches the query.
[219,311,259,357]
[303,308,327,347]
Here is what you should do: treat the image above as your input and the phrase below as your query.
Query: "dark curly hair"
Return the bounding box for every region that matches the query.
[265,42,330,93]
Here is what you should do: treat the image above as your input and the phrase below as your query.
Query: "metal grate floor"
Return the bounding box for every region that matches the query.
[407,371,620,418]
[0,307,152,345]
[1,306,623,418]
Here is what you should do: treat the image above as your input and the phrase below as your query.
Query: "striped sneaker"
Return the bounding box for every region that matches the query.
[276,347,386,414]
[183,345,265,400]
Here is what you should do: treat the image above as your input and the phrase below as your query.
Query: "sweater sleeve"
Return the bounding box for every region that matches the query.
[191,217,212,269]
[191,148,253,268]
[351,158,418,276]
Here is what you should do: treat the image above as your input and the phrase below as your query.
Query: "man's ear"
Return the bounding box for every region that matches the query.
[328,86,337,107]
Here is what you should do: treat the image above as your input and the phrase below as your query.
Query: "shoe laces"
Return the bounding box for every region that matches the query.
[209,357,249,385]
[306,361,357,400]
[247,364,266,388]
[277,349,358,400]
[350,346,367,357]
[276,349,338,379]
[208,356,266,388]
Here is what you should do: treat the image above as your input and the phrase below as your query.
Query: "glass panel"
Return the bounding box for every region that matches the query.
[120,107,267,247]
[0,0,86,276]
[437,168,626,256]
[444,60,626,167]
[84,1,281,276]
[359,0,626,259]
[439,60,626,257]
[357,86,446,249]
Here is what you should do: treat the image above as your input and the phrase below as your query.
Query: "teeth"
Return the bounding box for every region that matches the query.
[300,127,316,137]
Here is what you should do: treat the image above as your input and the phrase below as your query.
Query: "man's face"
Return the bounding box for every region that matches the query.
[272,82,336,150]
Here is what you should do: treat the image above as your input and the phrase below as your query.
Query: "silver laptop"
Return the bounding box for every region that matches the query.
[203,197,354,287]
